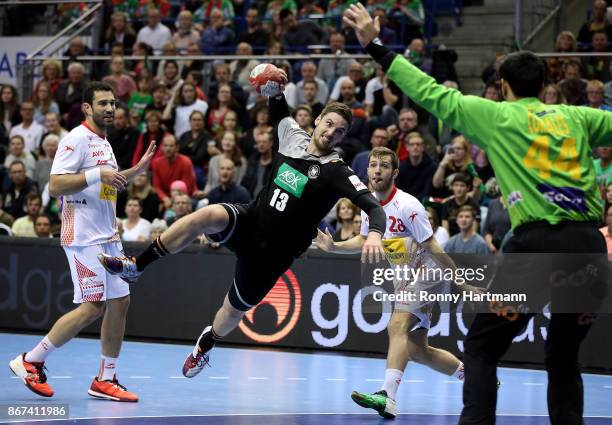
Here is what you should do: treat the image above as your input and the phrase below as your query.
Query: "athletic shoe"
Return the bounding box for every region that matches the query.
[351,389,397,419]
[182,326,213,378]
[97,254,140,284]
[88,376,138,402]
[9,353,54,398]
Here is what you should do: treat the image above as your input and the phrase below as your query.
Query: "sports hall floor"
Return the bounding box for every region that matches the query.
[1,333,611,424]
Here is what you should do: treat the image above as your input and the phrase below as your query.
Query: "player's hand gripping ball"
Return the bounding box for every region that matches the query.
[249,63,285,97]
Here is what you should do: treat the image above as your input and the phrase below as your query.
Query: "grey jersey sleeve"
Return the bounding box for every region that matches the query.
[277,117,311,156]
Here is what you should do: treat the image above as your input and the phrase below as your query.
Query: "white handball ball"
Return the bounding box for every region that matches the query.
[249,63,284,97]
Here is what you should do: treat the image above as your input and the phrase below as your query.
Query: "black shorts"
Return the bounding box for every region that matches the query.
[207,203,296,311]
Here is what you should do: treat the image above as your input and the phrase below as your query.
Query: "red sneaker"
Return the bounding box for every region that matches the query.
[88,376,139,402]
[9,353,54,397]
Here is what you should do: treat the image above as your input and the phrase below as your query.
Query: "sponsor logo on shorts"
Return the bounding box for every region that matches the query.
[537,184,587,213]
[238,269,302,344]
[99,183,117,201]
[507,191,523,207]
[274,163,308,198]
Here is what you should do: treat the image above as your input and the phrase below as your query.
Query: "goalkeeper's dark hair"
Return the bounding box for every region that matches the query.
[498,51,545,98]
[319,102,352,128]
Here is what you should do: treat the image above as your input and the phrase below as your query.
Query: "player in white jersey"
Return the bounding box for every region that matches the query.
[317,147,479,419]
[9,82,156,402]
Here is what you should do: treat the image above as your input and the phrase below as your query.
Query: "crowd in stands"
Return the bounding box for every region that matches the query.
[0,0,611,256]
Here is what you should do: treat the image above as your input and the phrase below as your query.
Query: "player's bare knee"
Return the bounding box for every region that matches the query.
[407,345,431,364]
[387,314,411,337]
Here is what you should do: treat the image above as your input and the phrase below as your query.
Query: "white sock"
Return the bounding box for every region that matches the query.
[381,369,403,400]
[98,356,118,381]
[452,362,465,381]
[25,336,56,363]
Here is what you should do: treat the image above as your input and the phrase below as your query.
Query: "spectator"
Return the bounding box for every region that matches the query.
[178,110,214,186]
[121,197,152,242]
[117,171,160,222]
[541,84,567,104]
[205,83,241,134]
[558,60,587,105]
[183,71,206,103]
[236,7,271,53]
[600,204,612,255]
[4,136,36,178]
[128,75,153,120]
[150,218,168,241]
[10,102,44,154]
[131,42,155,80]
[32,82,60,125]
[364,67,403,130]
[595,146,612,199]
[352,127,389,182]
[433,135,481,199]
[194,0,235,22]
[390,0,424,42]
[394,107,437,162]
[61,37,92,75]
[145,84,168,115]
[329,62,368,103]
[0,197,15,228]
[299,80,324,119]
[207,63,247,108]
[132,110,168,166]
[230,43,260,96]
[220,110,243,140]
[482,82,501,101]
[156,60,183,94]
[204,131,246,194]
[240,104,272,158]
[163,82,209,139]
[33,134,59,190]
[440,172,480,236]
[107,107,139,171]
[172,10,200,51]
[102,56,137,103]
[294,62,329,106]
[577,0,612,45]
[34,60,63,99]
[0,84,21,145]
[151,134,197,209]
[299,0,325,16]
[207,157,251,205]
[326,0,358,17]
[426,206,449,246]
[280,9,327,50]
[2,161,38,219]
[156,42,184,82]
[165,193,192,226]
[483,196,511,253]
[34,214,52,238]
[335,78,369,162]
[555,30,578,54]
[136,7,172,54]
[317,32,357,88]
[293,105,314,133]
[198,9,234,53]
[582,31,611,81]
[372,8,398,46]
[266,0,297,19]
[397,132,437,200]
[180,44,206,80]
[54,62,87,124]
[11,192,42,237]
[104,11,136,54]
[241,130,275,198]
[333,198,359,241]
[443,205,488,254]
[586,80,612,111]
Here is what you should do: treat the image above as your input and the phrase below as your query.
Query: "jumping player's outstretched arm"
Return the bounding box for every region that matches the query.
[316,230,366,254]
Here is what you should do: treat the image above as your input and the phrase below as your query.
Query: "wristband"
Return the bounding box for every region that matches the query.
[85,168,101,186]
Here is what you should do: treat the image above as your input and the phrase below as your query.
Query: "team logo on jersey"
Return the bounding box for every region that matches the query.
[307,164,320,179]
[274,163,308,197]
[238,269,302,344]
[537,184,587,213]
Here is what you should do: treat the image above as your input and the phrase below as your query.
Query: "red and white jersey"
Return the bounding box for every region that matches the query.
[51,122,120,247]
[360,186,433,243]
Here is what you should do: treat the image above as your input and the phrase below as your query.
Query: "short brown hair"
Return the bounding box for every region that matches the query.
[368,146,399,171]
[457,205,476,218]
[319,102,352,128]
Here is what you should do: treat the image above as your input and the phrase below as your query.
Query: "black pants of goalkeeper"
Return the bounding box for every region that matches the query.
[458,220,608,425]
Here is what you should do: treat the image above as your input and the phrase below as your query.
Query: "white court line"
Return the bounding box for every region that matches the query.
[10,376,20,379]
[523,382,545,386]
[169,376,187,379]
[604,385,612,388]
[404,379,424,382]
[129,376,152,379]
[50,376,72,379]
[365,378,384,382]
[326,378,347,381]
[287,377,307,380]
[208,376,229,379]
[248,377,269,380]
[443,381,462,384]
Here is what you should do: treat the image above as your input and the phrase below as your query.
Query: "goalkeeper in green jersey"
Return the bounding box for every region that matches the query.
[343,4,611,425]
